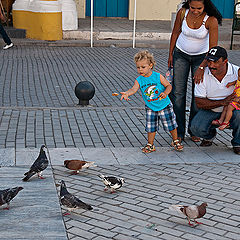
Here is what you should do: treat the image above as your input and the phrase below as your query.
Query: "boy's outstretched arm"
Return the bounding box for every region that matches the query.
[120,80,140,101]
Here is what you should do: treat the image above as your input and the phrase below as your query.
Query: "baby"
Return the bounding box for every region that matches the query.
[212,69,240,130]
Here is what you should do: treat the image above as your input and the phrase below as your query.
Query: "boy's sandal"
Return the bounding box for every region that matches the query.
[142,143,156,153]
[171,139,184,151]
[212,119,222,126]
[177,137,184,143]
[219,122,230,131]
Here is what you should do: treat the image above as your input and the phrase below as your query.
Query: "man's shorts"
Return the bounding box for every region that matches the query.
[145,102,178,132]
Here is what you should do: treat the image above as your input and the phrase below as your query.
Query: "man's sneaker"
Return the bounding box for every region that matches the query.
[3,43,13,50]
[200,139,213,147]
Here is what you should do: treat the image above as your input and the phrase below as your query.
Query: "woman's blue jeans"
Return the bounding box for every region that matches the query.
[170,47,206,139]
[190,109,240,147]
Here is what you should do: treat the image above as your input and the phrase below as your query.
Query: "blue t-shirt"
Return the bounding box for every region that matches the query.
[136,71,171,111]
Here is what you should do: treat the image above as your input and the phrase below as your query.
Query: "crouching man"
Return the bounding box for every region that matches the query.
[190,46,240,155]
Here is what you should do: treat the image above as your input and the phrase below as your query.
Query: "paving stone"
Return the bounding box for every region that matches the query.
[87,219,115,230]
[16,148,46,166]
[137,234,162,240]
[177,147,216,163]
[66,219,94,231]
[111,226,140,238]
[112,233,139,240]
[79,148,118,165]
[68,228,97,239]
[160,233,184,240]
[202,233,232,240]
[182,233,208,240]
[48,148,82,165]
[93,236,111,240]
[211,216,239,227]
[123,209,151,220]
[120,202,146,212]
[199,225,227,236]
[0,148,15,166]
[132,225,162,237]
[0,166,67,240]
[110,147,150,164]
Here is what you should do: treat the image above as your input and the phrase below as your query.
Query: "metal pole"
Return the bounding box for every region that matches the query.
[91,0,93,47]
[133,0,137,48]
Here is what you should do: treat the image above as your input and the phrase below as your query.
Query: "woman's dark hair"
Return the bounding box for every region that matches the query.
[182,0,222,24]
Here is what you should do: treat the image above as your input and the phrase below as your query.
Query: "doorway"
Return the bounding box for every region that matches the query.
[86,0,129,17]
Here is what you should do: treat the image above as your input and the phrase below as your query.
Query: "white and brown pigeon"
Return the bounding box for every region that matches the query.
[169,202,208,226]
[0,187,23,210]
[64,160,96,174]
[99,174,125,193]
[59,180,93,215]
[22,145,49,181]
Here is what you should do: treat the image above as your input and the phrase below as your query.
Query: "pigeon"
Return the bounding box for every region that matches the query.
[64,160,97,174]
[98,174,125,193]
[22,145,49,181]
[59,180,93,215]
[169,202,208,226]
[0,187,23,210]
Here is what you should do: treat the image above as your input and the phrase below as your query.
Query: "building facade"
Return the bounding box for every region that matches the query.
[75,0,235,20]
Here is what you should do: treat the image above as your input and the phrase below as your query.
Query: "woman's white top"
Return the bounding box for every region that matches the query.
[176,9,209,55]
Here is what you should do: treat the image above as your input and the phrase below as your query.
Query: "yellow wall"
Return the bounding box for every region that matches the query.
[75,0,180,20]
[13,10,62,40]
[129,0,180,20]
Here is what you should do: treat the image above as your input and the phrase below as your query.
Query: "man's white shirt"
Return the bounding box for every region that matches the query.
[194,62,239,112]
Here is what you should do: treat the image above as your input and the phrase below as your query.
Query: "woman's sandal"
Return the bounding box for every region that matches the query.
[212,119,222,126]
[171,139,184,151]
[142,143,156,153]
[219,122,230,131]
[191,136,201,142]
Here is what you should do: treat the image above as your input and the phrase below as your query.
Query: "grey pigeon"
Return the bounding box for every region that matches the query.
[99,174,125,193]
[22,145,48,181]
[60,180,93,215]
[169,202,208,226]
[0,187,23,210]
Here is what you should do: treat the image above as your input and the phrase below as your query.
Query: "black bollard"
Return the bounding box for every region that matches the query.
[75,81,95,106]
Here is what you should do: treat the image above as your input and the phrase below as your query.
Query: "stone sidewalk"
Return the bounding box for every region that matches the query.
[0,47,239,149]
[0,147,239,240]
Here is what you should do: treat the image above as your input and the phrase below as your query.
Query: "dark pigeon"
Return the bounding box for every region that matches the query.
[99,174,125,193]
[22,145,48,181]
[0,187,23,210]
[60,180,92,215]
[169,202,208,226]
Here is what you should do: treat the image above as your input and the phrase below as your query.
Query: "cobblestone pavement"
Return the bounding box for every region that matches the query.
[53,163,240,240]
[0,46,239,148]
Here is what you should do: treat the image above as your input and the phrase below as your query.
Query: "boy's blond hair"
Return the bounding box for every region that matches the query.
[134,50,156,68]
